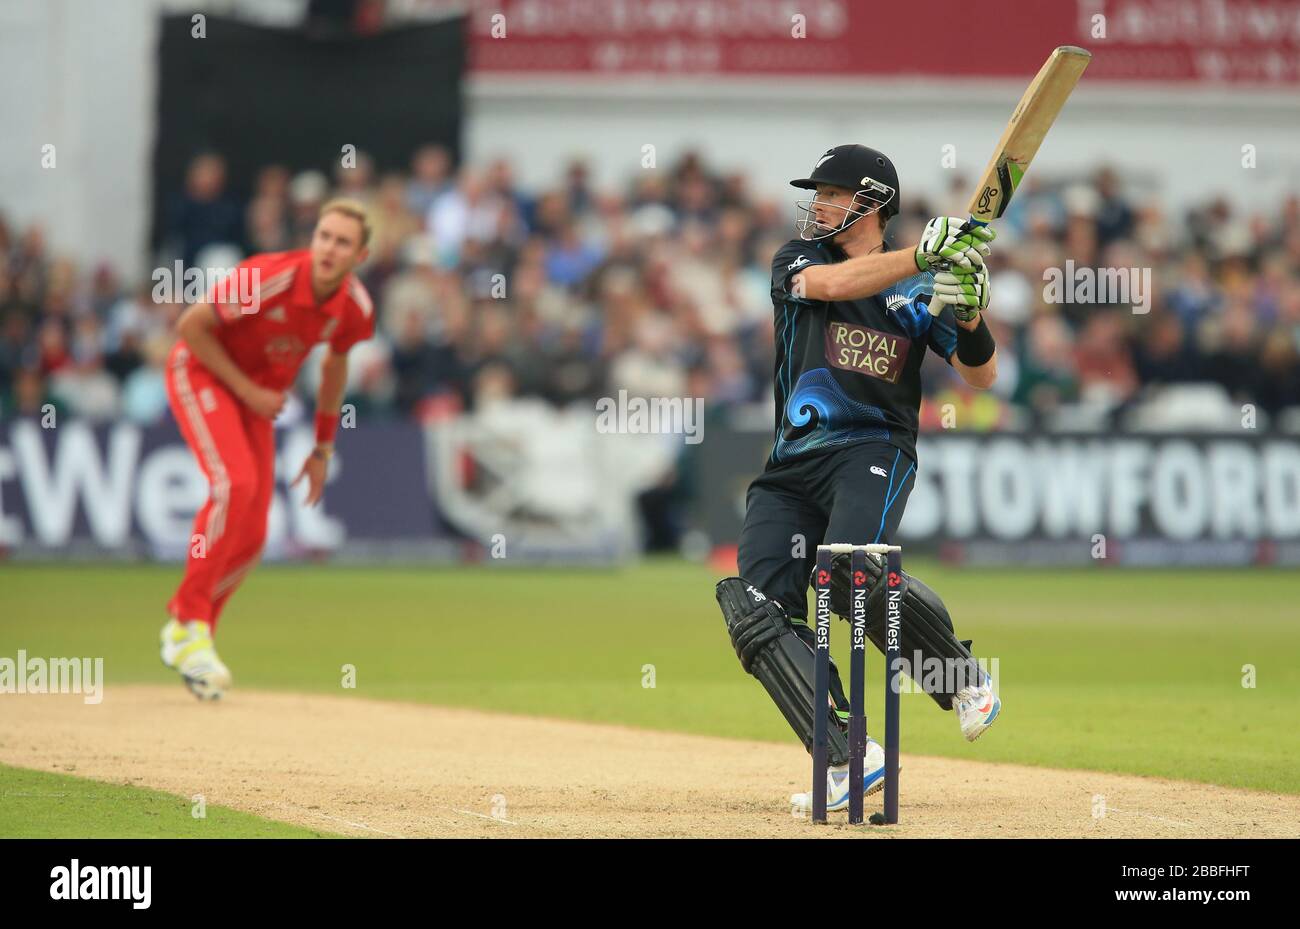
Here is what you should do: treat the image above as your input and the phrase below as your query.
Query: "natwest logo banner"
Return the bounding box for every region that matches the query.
[0,419,442,561]
[453,0,1300,84]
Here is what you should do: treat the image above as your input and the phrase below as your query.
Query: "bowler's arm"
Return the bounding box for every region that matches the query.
[175,303,260,401]
[291,349,351,508]
[316,349,349,421]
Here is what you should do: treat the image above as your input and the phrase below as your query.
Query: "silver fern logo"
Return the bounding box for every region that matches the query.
[885,294,910,313]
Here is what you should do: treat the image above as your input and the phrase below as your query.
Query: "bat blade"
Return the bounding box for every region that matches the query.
[967,45,1091,225]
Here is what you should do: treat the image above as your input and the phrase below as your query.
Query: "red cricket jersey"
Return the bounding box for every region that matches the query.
[172,249,375,392]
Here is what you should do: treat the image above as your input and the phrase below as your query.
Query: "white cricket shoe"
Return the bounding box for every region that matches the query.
[953,680,1000,741]
[790,738,888,815]
[160,619,231,701]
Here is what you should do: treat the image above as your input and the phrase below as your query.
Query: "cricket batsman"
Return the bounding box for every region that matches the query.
[714,145,1001,812]
[159,199,375,699]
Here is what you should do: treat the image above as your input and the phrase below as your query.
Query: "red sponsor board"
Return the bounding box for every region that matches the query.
[436,0,1300,84]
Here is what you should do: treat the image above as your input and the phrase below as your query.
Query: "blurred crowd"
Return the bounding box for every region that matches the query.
[2,149,1298,430]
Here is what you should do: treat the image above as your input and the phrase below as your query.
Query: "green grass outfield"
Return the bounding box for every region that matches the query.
[0,764,337,837]
[3,560,1297,795]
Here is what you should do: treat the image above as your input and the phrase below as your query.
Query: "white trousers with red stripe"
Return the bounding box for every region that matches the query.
[165,345,274,632]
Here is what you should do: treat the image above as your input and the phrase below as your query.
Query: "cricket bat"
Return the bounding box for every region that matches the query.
[928,46,1089,309]
[965,45,1091,228]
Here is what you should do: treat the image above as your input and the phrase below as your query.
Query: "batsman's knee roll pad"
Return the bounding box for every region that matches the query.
[716,577,850,767]
[716,577,788,672]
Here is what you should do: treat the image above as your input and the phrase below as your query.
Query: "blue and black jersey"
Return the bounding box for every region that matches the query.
[769,238,958,467]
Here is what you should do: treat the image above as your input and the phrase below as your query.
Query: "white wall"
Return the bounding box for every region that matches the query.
[0,0,156,279]
[0,0,308,281]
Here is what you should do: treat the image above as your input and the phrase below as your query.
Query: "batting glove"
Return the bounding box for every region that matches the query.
[914,216,996,272]
[929,265,991,322]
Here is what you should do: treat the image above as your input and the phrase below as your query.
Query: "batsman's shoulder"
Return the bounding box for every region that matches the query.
[771,238,830,304]
[771,237,825,275]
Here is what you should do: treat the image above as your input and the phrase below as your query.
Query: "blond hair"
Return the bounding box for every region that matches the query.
[318,198,372,246]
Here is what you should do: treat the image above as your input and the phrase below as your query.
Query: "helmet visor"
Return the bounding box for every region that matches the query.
[793,180,895,241]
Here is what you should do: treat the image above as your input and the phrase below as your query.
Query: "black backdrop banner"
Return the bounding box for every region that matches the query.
[151,13,465,250]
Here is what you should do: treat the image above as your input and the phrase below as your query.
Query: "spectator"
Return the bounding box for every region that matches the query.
[406,145,454,218]
[389,306,464,416]
[288,170,330,248]
[333,149,377,206]
[1254,328,1300,415]
[365,173,422,291]
[1165,252,1218,331]
[1009,316,1070,415]
[246,165,292,253]
[1074,312,1138,410]
[37,318,71,374]
[544,222,604,289]
[11,367,57,418]
[1,153,1297,442]
[0,310,33,401]
[165,153,244,267]
[427,170,507,267]
[1094,166,1135,247]
[120,334,171,424]
[1133,312,1201,385]
[1201,299,1259,404]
